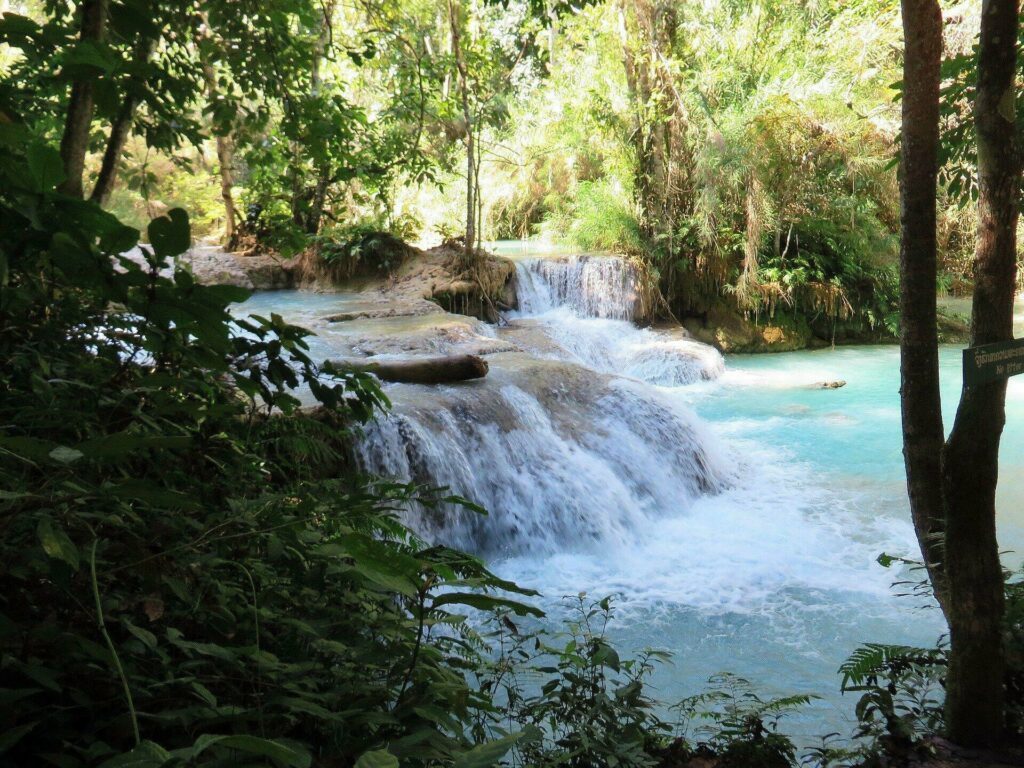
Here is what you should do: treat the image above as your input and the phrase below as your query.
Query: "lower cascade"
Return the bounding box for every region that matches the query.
[356,253,732,554]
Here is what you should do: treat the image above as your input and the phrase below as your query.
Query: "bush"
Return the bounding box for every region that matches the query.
[482,596,672,768]
[0,125,540,767]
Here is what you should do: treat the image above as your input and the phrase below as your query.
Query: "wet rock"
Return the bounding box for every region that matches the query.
[183,245,294,289]
[292,237,518,323]
[682,304,814,353]
[324,315,520,359]
[118,244,294,290]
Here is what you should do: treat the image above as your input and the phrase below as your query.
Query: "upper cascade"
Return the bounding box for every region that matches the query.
[513,254,644,321]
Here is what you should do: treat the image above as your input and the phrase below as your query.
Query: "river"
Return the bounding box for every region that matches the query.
[234,245,1023,741]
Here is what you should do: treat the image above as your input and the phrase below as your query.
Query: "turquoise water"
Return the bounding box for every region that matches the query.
[496,339,1024,742]
[706,344,1024,557]
[578,342,1023,739]
[234,281,1024,742]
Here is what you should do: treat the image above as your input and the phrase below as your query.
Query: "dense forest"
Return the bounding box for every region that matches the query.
[1,0,1023,767]
[3,1,1006,340]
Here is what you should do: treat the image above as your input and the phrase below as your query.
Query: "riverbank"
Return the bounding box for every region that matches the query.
[179,237,971,353]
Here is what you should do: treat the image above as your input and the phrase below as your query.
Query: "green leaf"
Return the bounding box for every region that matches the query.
[186,734,311,767]
[0,722,37,754]
[37,519,80,571]
[124,621,158,650]
[26,143,65,193]
[61,40,117,75]
[593,641,620,671]
[147,208,191,259]
[0,13,40,42]
[354,750,399,768]
[452,733,524,768]
[79,434,192,459]
[49,445,84,464]
[189,681,217,707]
[203,283,252,304]
[430,592,543,618]
[97,741,172,767]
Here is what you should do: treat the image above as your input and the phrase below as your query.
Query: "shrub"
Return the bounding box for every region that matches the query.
[0,125,540,767]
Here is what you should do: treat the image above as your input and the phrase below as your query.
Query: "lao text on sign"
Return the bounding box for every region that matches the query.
[963,338,1024,387]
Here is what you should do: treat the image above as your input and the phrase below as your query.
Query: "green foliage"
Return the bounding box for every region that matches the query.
[937,18,1024,208]
[469,597,821,768]
[673,674,813,768]
[837,643,947,765]
[316,228,415,277]
[542,180,646,254]
[0,123,541,767]
[486,596,672,768]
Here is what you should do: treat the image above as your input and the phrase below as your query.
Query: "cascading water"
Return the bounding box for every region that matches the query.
[357,355,729,555]
[233,248,963,739]
[355,253,732,554]
[514,254,641,320]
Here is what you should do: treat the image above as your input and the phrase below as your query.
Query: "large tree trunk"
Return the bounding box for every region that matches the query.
[214,134,238,243]
[302,2,335,236]
[617,1,693,308]
[448,0,475,259]
[90,38,156,206]
[897,0,948,614]
[198,16,238,245]
[58,0,109,197]
[619,1,660,242]
[201,91,238,246]
[941,0,1020,745]
[89,98,136,206]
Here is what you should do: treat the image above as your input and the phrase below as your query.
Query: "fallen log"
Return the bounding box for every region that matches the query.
[333,354,489,384]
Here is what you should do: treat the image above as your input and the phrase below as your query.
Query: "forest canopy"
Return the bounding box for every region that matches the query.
[0,0,1003,340]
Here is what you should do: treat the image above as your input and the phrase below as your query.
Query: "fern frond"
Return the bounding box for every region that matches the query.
[838,644,944,691]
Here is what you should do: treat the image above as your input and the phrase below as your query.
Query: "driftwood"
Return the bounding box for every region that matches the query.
[336,354,489,384]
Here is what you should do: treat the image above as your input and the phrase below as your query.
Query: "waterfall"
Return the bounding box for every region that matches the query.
[514,254,641,320]
[357,355,731,556]
[231,255,947,734]
[354,252,733,556]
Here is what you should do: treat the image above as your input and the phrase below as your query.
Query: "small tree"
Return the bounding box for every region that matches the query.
[898,0,1021,746]
[447,0,476,256]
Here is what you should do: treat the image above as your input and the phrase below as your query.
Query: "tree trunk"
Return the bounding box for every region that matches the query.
[302,1,336,236]
[334,354,488,384]
[214,134,237,243]
[942,0,1020,745]
[448,0,475,258]
[201,82,238,245]
[89,98,136,206]
[897,0,948,613]
[305,170,330,235]
[617,1,691,268]
[58,0,109,197]
[198,16,238,245]
[90,38,156,206]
